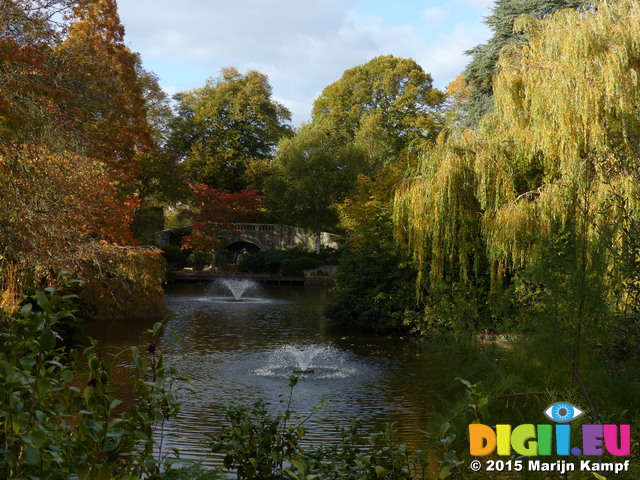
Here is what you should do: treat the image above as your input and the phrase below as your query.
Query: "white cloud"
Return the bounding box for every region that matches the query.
[117,0,492,124]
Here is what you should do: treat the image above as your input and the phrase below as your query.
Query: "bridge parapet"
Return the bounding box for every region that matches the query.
[154,223,341,252]
[226,223,340,251]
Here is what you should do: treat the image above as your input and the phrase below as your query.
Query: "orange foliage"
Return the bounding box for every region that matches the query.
[181,184,263,253]
[60,0,152,181]
[0,1,164,319]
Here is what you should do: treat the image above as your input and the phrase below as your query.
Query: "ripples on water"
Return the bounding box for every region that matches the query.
[84,283,452,466]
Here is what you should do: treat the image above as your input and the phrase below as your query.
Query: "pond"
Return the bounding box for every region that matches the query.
[83,281,455,465]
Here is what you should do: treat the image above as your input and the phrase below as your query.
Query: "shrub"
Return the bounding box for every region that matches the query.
[186,251,213,271]
[161,244,188,264]
[238,250,292,274]
[77,243,166,321]
[206,376,428,479]
[0,285,214,479]
[238,249,328,275]
[281,256,322,276]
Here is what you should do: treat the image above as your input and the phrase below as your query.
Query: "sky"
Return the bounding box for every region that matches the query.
[116,0,495,125]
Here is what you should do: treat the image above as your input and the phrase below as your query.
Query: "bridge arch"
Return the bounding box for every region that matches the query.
[224,240,261,255]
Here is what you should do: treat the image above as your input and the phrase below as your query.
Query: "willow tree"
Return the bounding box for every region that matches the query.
[396,0,640,361]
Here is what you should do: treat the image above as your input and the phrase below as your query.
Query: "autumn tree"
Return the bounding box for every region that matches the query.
[58,0,150,177]
[181,185,263,266]
[396,0,640,375]
[169,67,292,192]
[0,0,165,318]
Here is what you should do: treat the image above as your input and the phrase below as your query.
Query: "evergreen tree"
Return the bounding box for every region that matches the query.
[463,0,590,126]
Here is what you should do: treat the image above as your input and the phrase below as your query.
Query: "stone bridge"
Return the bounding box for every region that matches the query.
[222,223,340,255]
[154,223,341,255]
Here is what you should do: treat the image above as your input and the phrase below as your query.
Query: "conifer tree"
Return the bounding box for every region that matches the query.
[463,0,590,126]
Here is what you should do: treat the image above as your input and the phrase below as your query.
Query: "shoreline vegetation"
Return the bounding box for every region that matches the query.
[2,0,640,478]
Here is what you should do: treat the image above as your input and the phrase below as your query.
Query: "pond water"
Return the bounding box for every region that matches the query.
[83,282,455,465]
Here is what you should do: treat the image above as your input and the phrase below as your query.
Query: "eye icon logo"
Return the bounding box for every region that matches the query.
[544,402,584,423]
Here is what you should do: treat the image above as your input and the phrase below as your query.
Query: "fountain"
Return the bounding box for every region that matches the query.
[253,344,357,379]
[219,278,257,301]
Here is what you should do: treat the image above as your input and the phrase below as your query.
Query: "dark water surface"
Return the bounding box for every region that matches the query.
[83,282,454,464]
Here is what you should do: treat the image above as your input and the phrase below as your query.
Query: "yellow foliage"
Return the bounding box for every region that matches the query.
[395,0,640,313]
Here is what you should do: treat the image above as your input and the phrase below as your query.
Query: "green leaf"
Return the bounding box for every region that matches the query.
[0,360,15,380]
[444,450,464,466]
[62,369,74,383]
[131,346,143,369]
[24,443,40,466]
[97,463,112,480]
[439,464,452,479]
[28,427,46,448]
[19,356,36,369]
[41,329,56,351]
[20,303,33,317]
[440,434,456,446]
[35,290,49,310]
[37,378,52,395]
[89,355,100,372]
[291,459,305,473]
[284,469,299,480]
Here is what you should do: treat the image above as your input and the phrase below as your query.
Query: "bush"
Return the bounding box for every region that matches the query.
[161,244,187,264]
[0,285,215,479]
[186,251,213,271]
[206,376,428,479]
[281,256,322,276]
[325,240,419,332]
[238,249,329,275]
[77,244,166,321]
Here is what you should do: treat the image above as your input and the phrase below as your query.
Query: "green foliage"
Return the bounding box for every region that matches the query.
[238,249,329,276]
[0,285,203,479]
[305,420,428,480]
[424,379,491,480]
[207,376,429,480]
[238,250,293,274]
[463,0,590,126]
[161,244,188,265]
[131,206,165,244]
[396,0,640,348]
[280,257,322,277]
[168,67,292,191]
[264,56,444,248]
[264,119,365,236]
[328,164,420,332]
[326,240,418,332]
[186,251,213,271]
[312,55,445,154]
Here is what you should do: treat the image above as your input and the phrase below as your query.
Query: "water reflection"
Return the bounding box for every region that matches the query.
[82,283,453,464]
